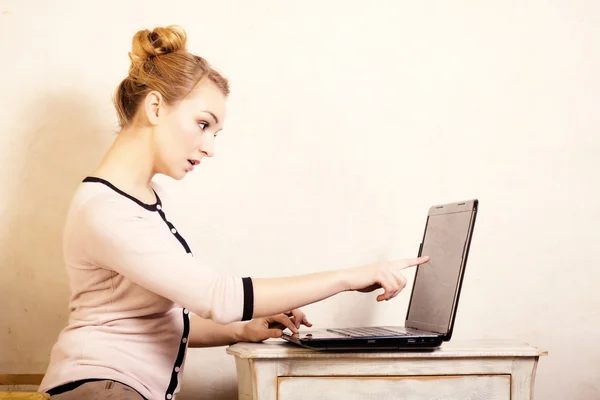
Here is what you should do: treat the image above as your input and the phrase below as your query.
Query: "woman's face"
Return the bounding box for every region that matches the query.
[151,78,227,180]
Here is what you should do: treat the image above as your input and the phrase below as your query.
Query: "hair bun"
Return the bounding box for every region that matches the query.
[129,25,187,69]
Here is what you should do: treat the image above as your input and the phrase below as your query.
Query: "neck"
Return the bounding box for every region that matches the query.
[92,125,157,202]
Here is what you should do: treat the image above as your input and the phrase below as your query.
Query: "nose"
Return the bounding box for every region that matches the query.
[197,135,215,158]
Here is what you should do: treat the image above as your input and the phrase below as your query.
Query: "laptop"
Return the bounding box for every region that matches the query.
[282,199,478,351]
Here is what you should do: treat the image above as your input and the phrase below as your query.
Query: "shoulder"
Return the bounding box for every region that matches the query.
[75,180,139,212]
[65,181,147,235]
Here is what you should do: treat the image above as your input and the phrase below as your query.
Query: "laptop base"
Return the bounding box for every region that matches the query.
[282,330,443,351]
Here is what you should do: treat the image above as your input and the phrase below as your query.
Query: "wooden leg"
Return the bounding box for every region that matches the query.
[510,357,539,400]
[233,358,278,400]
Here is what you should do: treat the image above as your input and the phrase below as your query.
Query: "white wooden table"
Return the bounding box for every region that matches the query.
[226,339,547,400]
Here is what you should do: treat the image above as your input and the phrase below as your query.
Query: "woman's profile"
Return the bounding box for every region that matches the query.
[39,25,428,400]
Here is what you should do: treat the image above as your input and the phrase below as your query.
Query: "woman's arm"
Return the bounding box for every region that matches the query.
[82,195,428,324]
[188,314,242,347]
[251,257,428,318]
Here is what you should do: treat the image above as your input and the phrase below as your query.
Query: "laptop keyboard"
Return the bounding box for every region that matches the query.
[326,327,412,338]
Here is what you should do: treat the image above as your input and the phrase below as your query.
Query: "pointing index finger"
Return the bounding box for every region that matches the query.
[401,256,430,270]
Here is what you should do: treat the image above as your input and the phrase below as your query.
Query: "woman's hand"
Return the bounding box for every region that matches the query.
[237,309,313,343]
[346,256,430,301]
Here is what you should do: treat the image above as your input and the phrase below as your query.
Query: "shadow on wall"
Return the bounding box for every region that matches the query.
[0,90,113,372]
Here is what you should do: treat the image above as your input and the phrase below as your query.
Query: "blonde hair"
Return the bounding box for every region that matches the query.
[114,25,230,128]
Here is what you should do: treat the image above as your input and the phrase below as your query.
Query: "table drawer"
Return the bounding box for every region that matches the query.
[277,375,511,400]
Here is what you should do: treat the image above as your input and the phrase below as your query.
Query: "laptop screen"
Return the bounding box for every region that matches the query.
[405,207,475,335]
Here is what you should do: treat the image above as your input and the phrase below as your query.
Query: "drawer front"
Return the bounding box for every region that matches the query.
[278,375,510,400]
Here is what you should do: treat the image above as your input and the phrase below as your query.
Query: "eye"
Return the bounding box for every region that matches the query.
[198,121,209,130]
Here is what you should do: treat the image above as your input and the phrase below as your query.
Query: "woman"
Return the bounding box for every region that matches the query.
[39,25,429,400]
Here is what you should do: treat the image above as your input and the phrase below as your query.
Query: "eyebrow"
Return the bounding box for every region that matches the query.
[202,110,219,125]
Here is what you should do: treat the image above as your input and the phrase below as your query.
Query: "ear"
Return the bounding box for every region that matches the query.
[143,91,164,126]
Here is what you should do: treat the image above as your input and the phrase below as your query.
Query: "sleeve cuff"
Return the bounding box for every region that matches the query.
[241,277,254,321]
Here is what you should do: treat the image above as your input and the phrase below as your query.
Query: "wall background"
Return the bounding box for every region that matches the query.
[1,1,598,399]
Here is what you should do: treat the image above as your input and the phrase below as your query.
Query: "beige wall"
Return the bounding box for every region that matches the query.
[1,1,599,399]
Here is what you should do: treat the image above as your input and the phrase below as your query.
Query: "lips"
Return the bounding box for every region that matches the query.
[187,159,200,171]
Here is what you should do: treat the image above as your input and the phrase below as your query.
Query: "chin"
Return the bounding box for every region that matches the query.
[163,170,188,181]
